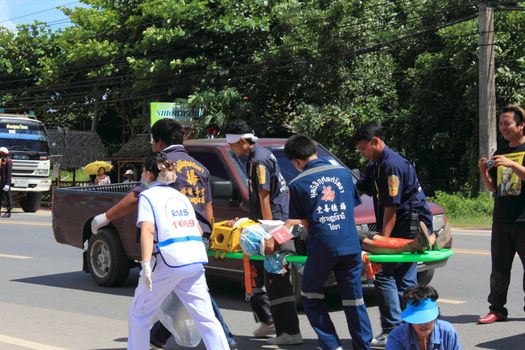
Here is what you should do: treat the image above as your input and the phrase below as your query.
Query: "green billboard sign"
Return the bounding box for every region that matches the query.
[150,102,204,127]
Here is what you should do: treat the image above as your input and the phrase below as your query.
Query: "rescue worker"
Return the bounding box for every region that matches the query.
[225,119,302,345]
[91,119,238,350]
[0,147,13,218]
[353,122,433,348]
[284,134,373,350]
[128,151,228,350]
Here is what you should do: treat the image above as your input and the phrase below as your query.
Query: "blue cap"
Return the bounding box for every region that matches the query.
[401,298,439,324]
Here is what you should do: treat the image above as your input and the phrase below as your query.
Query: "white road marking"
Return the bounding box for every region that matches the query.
[439,298,466,305]
[1,220,51,226]
[453,231,491,237]
[0,253,31,259]
[0,334,69,350]
[453,248,491,256]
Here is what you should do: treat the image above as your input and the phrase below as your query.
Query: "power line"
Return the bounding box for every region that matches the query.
[0,1,79,25]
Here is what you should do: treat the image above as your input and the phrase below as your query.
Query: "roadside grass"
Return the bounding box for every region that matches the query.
[54,169,90,182]
[429,190,493,230]
[447,215,492,229]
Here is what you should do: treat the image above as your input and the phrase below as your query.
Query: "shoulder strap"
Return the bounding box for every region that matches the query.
[289,164,345,185]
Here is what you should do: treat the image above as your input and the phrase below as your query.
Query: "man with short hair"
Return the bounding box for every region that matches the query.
[225,119,302,345]
[91,118,237,350]
[0,147,13,218]
[353,122,433,348]
[284,134,372,350]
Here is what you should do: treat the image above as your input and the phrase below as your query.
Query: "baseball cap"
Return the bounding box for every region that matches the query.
[124,169,134,175]
[401,298,439,324]
[0,147,9,154]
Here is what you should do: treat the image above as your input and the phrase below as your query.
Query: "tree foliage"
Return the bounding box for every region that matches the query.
[1,0,525,194]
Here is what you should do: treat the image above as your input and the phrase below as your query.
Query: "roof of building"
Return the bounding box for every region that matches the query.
[47,128,108,170]
[111,133,150,160]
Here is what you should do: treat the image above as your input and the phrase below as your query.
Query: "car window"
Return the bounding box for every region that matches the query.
[188,151,230,181]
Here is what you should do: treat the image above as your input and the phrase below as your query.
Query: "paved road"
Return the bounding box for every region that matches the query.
[0,211,524,349]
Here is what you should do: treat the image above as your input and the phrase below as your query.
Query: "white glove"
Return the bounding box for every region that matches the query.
[141,260,153,291]
[3,185,9,191]
[91,213,110,234]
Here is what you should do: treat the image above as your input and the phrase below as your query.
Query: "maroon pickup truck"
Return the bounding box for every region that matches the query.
[52,138,450,292]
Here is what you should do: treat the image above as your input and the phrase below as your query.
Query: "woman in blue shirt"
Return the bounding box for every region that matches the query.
[386,286,461,350]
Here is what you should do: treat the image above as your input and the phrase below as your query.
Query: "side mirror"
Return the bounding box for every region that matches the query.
[351,168,360,179]
[211,180,234,199]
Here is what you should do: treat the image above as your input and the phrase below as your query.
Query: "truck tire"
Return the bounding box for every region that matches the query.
[417,269,435,286]
[21,192,42,212]
[87,228,130,287]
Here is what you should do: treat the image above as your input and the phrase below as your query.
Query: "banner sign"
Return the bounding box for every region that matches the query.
[150,102,205,127]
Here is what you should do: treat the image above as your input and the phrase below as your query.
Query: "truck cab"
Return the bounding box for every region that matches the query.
[0,114,51,211]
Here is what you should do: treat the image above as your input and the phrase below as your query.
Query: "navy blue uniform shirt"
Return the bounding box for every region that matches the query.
[356,146,432,238]
[288,158,362,258]
[134,145,213,235]
[247,144,289,221]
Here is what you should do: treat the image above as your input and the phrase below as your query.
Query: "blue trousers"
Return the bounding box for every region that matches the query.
[302,253,372,350]
[374,262,417,332]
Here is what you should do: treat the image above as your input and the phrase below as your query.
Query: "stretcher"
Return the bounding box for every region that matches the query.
[207,248,455,263]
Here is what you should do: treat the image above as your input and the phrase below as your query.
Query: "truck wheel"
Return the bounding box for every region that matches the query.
[87,228,130,287]
[21,192,42,212]
[417,269,435,286]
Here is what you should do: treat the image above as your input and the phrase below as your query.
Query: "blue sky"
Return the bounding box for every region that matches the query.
[0,0,83,31]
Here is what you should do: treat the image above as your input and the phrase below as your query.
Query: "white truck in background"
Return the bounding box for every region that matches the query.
[0,113,51,212]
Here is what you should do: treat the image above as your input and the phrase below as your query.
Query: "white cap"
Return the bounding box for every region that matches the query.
[0,147,8,155]
[124,169,134,175]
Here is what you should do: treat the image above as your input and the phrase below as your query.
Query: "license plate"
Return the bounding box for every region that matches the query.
[14,179,29,188]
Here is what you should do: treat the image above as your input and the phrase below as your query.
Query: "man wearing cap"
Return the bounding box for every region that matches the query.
[225,119,302,345]
[122,169,135,183]
[90,119,238,350]
[0,147,13,218]
[386,285,461,350]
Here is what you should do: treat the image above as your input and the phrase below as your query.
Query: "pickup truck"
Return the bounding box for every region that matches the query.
[52,138,450,295]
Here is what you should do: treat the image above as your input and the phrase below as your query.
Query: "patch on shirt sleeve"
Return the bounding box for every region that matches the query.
[388,175,399,197]
[257,164,267,185]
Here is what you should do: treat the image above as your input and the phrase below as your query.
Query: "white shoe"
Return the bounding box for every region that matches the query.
[371,331,388,348]
[253,322,276,337]
[266,332,303,345]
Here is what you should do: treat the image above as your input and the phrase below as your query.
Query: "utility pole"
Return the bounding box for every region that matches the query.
[479,2,497,191]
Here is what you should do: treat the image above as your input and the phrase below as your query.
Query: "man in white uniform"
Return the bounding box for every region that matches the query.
[128,152,228,350]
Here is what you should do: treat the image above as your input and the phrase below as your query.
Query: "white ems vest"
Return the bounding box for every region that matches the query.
[138,185,208,267]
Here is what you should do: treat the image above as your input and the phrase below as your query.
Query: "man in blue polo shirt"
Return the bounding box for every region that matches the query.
[353,122,433,348]
[284,134,372,350]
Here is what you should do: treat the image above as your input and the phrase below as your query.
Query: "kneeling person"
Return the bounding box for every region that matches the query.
[386,285,461,350]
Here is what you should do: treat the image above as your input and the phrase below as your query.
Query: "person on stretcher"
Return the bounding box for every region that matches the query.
[224,218,451,256]
[360,222,452,255]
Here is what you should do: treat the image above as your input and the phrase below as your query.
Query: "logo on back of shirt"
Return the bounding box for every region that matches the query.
[321,186,335,202]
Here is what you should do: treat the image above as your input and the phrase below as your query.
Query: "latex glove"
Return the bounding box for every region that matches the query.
[2,185,9,191]
[91,213,109,234]
[141,260,153,291]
